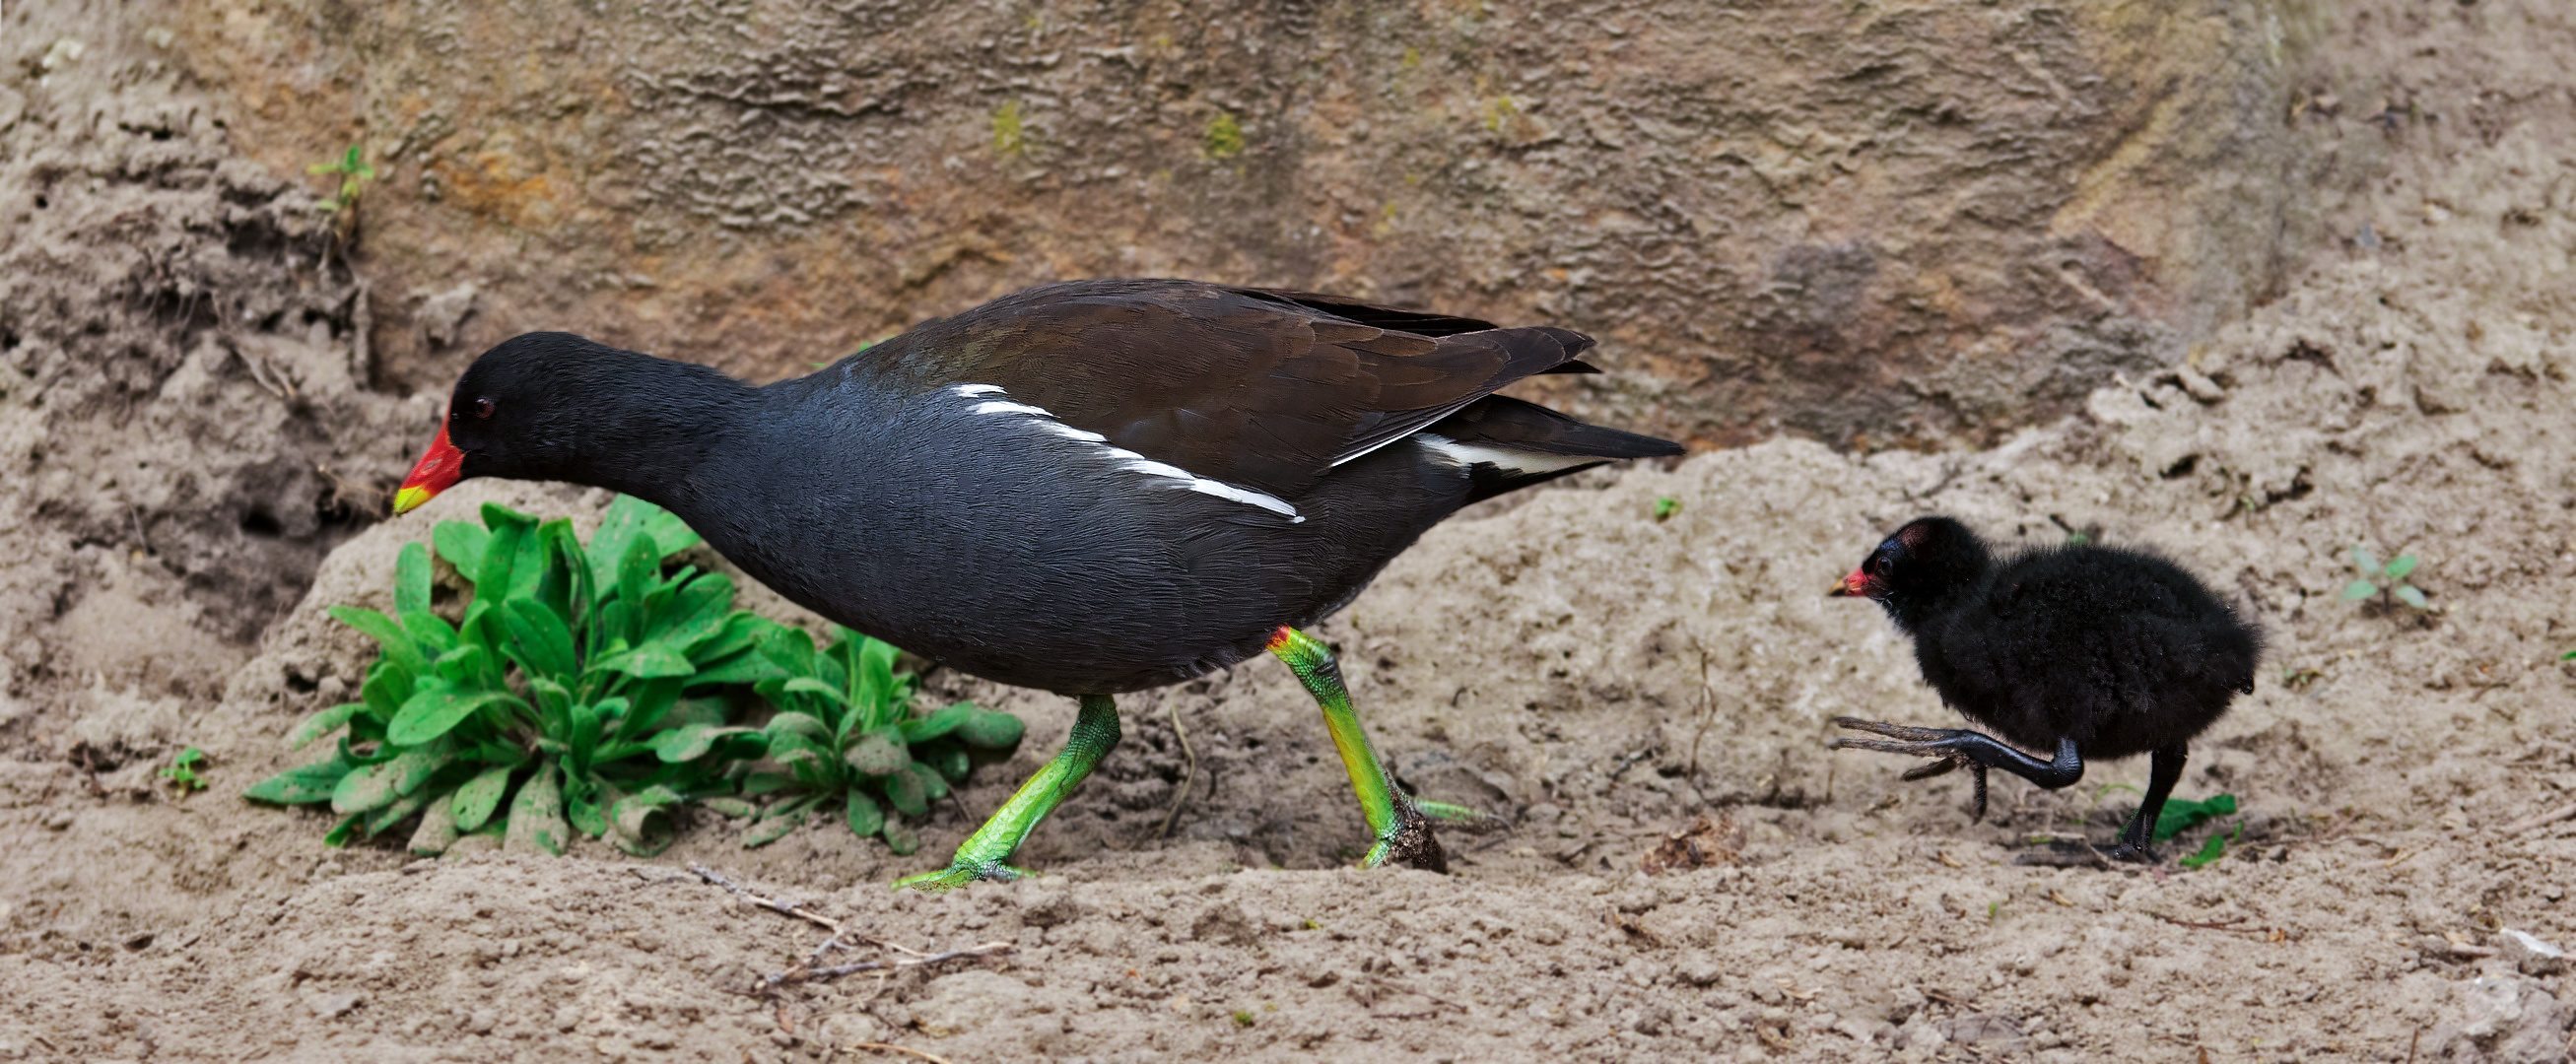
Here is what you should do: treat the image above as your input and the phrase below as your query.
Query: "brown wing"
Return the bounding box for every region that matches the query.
[873,279,1595,498]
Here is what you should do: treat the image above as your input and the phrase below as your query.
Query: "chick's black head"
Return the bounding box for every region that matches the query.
[1829,516,1993,631]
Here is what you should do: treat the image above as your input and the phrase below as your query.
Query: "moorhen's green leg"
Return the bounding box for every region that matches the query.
[894,695,1121,891]
[1267,628,1448,872]
[2104,745,2188,864]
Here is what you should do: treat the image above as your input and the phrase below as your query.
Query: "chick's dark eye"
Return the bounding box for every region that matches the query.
[474,397,495,420]
[1871,555,1893,576]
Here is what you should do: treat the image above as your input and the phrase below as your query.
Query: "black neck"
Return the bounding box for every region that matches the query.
[466,347,759,512]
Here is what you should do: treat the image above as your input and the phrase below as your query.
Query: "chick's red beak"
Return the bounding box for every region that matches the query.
[392,424,463,515]
[1827,568,1870,597]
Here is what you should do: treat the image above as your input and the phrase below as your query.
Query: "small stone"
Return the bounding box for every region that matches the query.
[2499,928,2568,976]
[301,988,363,1019]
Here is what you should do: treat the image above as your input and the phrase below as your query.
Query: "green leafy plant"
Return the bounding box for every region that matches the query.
[732,626,1024,853]
[2153,793,2237,842]
[1204,111,1245,159]
[246,498,776,856]
[160,747,208,792]
[2178,821,2243,869]
[1652,496,1680,522]
[307,144,375,213]
[2343,546,2427,610]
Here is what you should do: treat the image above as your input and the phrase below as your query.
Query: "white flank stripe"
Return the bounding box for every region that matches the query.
[973,400,1053,417]
[1417,433,1601,475]
[954,383,1304,522]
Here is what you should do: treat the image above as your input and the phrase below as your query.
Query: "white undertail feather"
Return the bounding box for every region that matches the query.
[1415,433,1603,475]
[950,383,1305,522]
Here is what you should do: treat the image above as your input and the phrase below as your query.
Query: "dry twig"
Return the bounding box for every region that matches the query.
[690,864,1013,989]
[1154,699,1196,841]
[847,1043,959,1064]
[2501,803,2576,837]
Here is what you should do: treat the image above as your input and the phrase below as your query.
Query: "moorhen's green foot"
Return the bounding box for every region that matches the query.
[1268,627,1451,874]
[891,860,1035,892]
[894,695,1121,893]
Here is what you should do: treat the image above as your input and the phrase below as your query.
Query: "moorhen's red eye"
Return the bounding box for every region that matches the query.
[474,397,496,420]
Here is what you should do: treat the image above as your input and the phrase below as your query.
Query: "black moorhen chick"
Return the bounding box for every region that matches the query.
[390,279,1682,889]
[1825,516,2261,862]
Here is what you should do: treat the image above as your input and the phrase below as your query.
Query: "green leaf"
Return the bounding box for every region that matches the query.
[322,813,366,848]
[897,702,973,744]
[2383,555,2417,580]
[502,596,578,679]
[649,723,751,764]
[433,520,488,574]
[741,811,802,847]
[954,706,1025,750]
[409,791,461,855]
[432,643,489,687]
[880,818,919,856]
[360,661,415,720]
[243,758,355,805]
[780,677,851,704]
[609,785,683,856]
[505,760,568,856]
[330,745,450,814]
[364,784,439,837]
[288,702,366,750]
[2152,793,2238,842]
[450,765,516,832]
[567,699,608,770]
[2341,579,2380,602]
[740,771,796,796]
[907,761,949,802]
[845,790,884,837]
[841,728,911,777]
[394,542,433,616]
[388,688,526,746]
[881,764,927,817]
[916,740,971,783]
[2394,584,2428,609]
[769,731,840,788]
[565,775,607,838]
[700,796,757,818]
[2350,545,2382,576]
[475,510,532,606]
[399,610,459,659]
[617,537,657,637]
[690,646,781,688]
[2178,822,2241,869]
[597,642,696,680]
[650,573,735,650]
[329,606,426,677]
[853,634,899,718]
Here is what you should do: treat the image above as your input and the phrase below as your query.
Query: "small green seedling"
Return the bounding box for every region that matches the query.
[2280,665,2322,692]
[1232,1011,1256,1028]
[1204,112,1246,159]
[735,626,1024,854]
[2153,793,2237,842]
[1652,496,1680,522]
[307,144,375,213]
[2343,546,2427,609]
[992,100,1027,157]
[2178,821,2242,869]
[160,747,208,792]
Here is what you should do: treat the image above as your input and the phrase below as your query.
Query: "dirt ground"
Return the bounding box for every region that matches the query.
[6,1,2576,1062]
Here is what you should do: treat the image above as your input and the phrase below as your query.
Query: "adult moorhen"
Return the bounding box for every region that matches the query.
[1824,516,2261,862]
[390,279,1683,888]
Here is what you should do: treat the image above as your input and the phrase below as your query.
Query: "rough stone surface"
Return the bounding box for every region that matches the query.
[176,0,2335,448]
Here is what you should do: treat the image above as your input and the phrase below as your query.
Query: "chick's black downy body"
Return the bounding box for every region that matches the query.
[1828,517,2261,862]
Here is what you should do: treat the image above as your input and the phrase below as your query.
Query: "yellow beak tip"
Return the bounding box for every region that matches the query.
[392,487,431,515]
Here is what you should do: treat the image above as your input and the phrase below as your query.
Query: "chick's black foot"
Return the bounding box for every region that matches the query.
[1829,717,2083,790]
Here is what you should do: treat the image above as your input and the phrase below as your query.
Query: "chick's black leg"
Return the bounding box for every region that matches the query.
[1831,718,2081,822]
[2104,745,2187,864]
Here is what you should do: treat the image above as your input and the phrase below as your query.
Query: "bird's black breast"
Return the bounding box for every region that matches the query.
[1912,545,2260,760]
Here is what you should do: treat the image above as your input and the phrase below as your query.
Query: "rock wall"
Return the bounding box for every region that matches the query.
[179,0,2330,448]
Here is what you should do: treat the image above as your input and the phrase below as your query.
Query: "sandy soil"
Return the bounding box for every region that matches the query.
[6,2,2576,1062]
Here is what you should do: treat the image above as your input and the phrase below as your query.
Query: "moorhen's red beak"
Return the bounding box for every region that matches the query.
[1827,568,1869,597]
[392,424,464,515]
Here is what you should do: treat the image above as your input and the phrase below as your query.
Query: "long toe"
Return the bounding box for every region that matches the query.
[1831,717,1961,742]
[2103,842,2161,865]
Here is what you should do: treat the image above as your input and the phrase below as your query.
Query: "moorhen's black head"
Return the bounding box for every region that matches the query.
[1828,516,1994,631]
[393,332,748,513]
